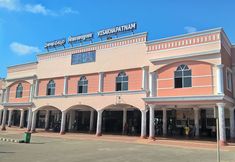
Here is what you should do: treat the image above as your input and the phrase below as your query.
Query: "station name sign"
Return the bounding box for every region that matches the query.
[97,22,137,37]
[44,39,66,51]
[44,22,137,51]
[68,33,93,45]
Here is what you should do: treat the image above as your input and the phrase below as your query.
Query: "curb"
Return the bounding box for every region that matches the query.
[0,137,20,143]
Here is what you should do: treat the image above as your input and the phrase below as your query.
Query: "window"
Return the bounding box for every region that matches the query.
[116,71,128,91]
[78,76,88,93]
[174,64,192,88]
[47,80,55,96]
[71,51,96,65]
[226,68,232,91]
[16,83,23,98]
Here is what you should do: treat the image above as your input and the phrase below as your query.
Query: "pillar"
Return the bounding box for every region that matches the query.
[98,72,104,92]
[7,109,13,127]
[1,89,5,103]
[217,103,227,146]
[60,111,66,135]
[63,76,68,95]
[229,107,235,140]
[141,110,147,138]
[122,109,127,134]
[194,108,200,138]
[29,84,34,102]
[4,87,9,103]
[149,72,156,97]
[163,109,167,136]
[19,109,25,128]
[27,108,33,132]
[34,79,39,97]
[45,110,50,130]
[1,108,7,130]
[149,104,155,139]
[31,111,38,133]
[96,110,103,136]
[89,110,94,132]
[216,64,224,94]
[142,66,148,90]
[0,109,3,125]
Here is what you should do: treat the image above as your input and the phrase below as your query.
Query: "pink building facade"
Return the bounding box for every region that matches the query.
[0,28,235,145]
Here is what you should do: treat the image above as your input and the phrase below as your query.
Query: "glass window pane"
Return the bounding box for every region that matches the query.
[183,77,192,87]
[175,78,182,88]
[116,83,122,91]
[122,76,128,82]
[78,86,83,93]
[174,71,182,78]
[123,82,128,91]
[183,70,191,76]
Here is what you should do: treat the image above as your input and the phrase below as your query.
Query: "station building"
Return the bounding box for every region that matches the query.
[0,28,235,146]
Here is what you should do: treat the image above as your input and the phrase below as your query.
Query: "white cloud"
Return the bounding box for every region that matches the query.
[0,0,21,11]
[0,0,78,16]
[61,7,79,15]
[10,42,40,56]
[184,26,197,33]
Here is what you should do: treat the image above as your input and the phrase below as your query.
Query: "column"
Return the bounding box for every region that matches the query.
[216,64,224,94]
[0,109,3,125]
[163,109,167,136]
[122,109,127,134]
[34,79,39,97]
[60,111,66,135]
[232,67,235,98]
[149,72,156,97]
[29,84,34,102]
[45,110,50,130]
[217,103,227,145]
[229,107,235,140]
[31,111,38,133]
[63,76,68,95]
[27,108,33,131]
[98,72,104,92]
[19,109,25,128]
[4,87,9,103]
[149,104,155,139]
[89,110,94,132]
[1,108,7,130]
[141,110,147,138]
[1,89,5,103]
[194,108,200,138]
[96,110,103,136]
[7,109,13,127]
[142,66,148,90]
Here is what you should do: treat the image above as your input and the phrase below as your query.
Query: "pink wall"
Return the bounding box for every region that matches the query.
[67,74,99,94]
[103,68,142,92]
[8,81,30,103]
[38,77,64,96]
[157,61,213,96]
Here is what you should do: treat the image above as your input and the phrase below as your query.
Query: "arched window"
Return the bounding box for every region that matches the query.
[16,83,23,98]
[78,76,88,93]
[47,80,55,96]
[116,71,128,91]
[174,64,192,88]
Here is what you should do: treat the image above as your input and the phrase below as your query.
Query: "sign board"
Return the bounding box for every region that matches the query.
[44,39,66,51]
[97,22,137,38]
[68,33,93,46]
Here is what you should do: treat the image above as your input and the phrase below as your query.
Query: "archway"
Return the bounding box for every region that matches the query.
[35,106,62,132]
[102,104,141,136]
[65,105,97,134]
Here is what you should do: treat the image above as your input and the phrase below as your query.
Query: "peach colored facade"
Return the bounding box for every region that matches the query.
[1,27,235,144]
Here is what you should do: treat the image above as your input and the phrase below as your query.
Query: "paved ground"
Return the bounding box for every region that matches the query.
[0,128,235,162]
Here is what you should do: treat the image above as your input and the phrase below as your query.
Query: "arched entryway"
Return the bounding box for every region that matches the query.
[65,105,97,134]
[102,104,141,136]
[34,106,62,132]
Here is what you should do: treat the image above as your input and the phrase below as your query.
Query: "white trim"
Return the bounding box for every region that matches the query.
[158,75,212,81]
[226,67,233,92]
[149,49,220,63]
[146,28,222,45]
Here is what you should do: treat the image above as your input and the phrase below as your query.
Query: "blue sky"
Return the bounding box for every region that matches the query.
[0,0,235,78]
